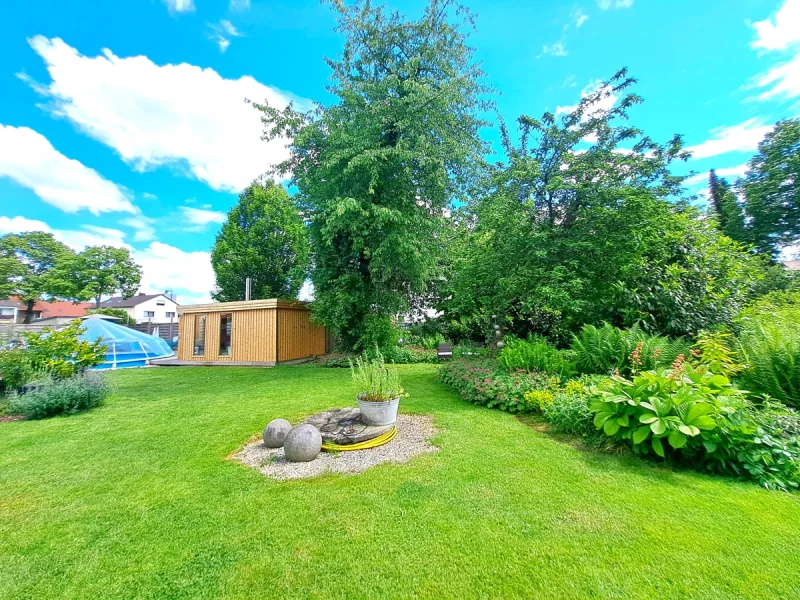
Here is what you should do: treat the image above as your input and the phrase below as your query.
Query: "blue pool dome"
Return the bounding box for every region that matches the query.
[80,316,174,369]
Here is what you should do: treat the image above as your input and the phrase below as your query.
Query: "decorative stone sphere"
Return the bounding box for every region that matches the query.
[263,418,292,448]
[283,424,322,462]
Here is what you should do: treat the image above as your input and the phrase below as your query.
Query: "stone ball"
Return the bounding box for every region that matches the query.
[284,424,322,462]
[263,418,292,448]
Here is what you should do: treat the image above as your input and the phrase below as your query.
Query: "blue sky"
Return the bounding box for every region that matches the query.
[0,0,798,303]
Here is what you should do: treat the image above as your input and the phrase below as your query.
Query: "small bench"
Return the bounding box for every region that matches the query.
[437,343,453,361]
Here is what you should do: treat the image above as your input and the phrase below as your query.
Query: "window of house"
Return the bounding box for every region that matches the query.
[219,313,232,357]
[144,311,155,318]
[193,315,206,356]
[165,312,176,318]
[156,300,165,306]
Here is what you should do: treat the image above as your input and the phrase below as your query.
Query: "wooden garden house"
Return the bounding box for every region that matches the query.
[174,299,327,366]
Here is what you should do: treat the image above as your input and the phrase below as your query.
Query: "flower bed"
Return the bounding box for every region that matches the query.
[438,359,556,414]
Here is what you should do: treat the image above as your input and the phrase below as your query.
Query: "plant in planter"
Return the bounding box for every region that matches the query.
[350,349,406,426]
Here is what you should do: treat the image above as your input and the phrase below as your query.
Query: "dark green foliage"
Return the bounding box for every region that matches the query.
[381,346,437,364]
[22,321,106,379]
[0,232,73,322]
[438,359,555,413]
[570,323,690,376]
[0,350,34,393]
[211,181,309,302]
[53,245,142,308]
[739,118,800,257]
[497,336,576,377]
[256,0,490,350]
[86,307,136,325]
[708,169,748,244]
[8,371,110,419]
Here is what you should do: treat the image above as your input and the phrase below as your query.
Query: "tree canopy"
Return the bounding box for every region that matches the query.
[255,0,491,350]
[211,181,309,302]
[54,246,142,308]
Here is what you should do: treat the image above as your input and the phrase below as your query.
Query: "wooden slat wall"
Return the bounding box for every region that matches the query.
[277,308,326,361]
[231,308,276,362]
[177,306,322,363]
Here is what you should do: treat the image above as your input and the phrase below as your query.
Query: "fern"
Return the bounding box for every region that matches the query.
[571,323,690,376]
[738,324,800,408]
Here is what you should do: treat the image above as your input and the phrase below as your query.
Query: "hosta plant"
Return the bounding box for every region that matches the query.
[590,362,743,457]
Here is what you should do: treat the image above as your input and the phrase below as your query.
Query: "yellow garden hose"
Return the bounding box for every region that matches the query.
[321,426,398,452]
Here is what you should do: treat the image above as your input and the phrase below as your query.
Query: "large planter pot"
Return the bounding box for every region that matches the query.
[356,394,400,426]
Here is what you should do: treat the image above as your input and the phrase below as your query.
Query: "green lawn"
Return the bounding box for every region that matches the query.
[1,365,799,599]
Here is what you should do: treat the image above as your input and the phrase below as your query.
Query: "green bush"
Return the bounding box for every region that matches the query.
[571,323,690,376]
[381,345,437,364]
[22,321,106,379]
[544,392,601,442]
[438,359,557,413]
[8,371,110,419]
[315,353,356,368]
[498,336,576,377]
[589,358,800,491]
[0,349,34,393]
[86,308,136,326]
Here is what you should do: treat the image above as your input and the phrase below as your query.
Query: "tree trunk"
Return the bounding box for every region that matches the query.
[23,298,34,324]
[95,295,102,309]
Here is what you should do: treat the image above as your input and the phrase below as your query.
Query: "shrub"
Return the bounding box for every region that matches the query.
[452,343,492,359]
[438,359,555,413]
[498,336,576,377]
[22,321,105,379]
[86,308,136,326]
[381,345,437,364]
[543,392,599,440]
[523,390,555,412]
[316,353,356,368]
[8,371,110,419]
[0,349,34,393]
[588,359,800,491]
[570,323,690,376]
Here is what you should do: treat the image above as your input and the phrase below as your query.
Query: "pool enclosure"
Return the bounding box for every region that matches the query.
[80,316,174,369]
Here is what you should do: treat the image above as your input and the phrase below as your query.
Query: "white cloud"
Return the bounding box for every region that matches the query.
[573,9,589,28]
[684,164,749,187]
[556,79,619,118]
[0,215,128,250]
[119,215,157,242]
[180,206,227,230]
[133,242,214,304]
[751,0,800,51]
[229,0,251,11]
[25,36,302,193]
[752,52,800,102]
[0,124,135,215]
[540,41,568,58]
[597,0,634,9]
[0,215,213,305]
[163,0,194,14]
[685,119,772,159]
[209,19,243,53]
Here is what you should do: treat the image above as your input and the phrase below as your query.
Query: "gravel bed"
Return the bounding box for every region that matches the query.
[234,413,438,481]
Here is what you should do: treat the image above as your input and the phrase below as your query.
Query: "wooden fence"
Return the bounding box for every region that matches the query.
[128,322,179,343]
[0,321,180,344]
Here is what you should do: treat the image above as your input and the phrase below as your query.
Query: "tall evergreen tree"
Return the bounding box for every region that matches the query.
[708,169,748,244]
[256,0,491,349]
[210,181,309,302]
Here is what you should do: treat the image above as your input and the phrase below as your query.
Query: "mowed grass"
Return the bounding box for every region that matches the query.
[1,365,799,599]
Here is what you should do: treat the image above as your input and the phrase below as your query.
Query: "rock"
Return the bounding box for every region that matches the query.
[304,407,393,445]
[284,424,322,462]
[263,418,292,448]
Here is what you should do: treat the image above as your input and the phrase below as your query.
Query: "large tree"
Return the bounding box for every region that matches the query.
[255,0,491,350]
[739,118,800,257]
[0,232,73,322]
[56,246,142,307]
[211,181,309,302]
[708,169,748,244]
[439,73,779,341]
